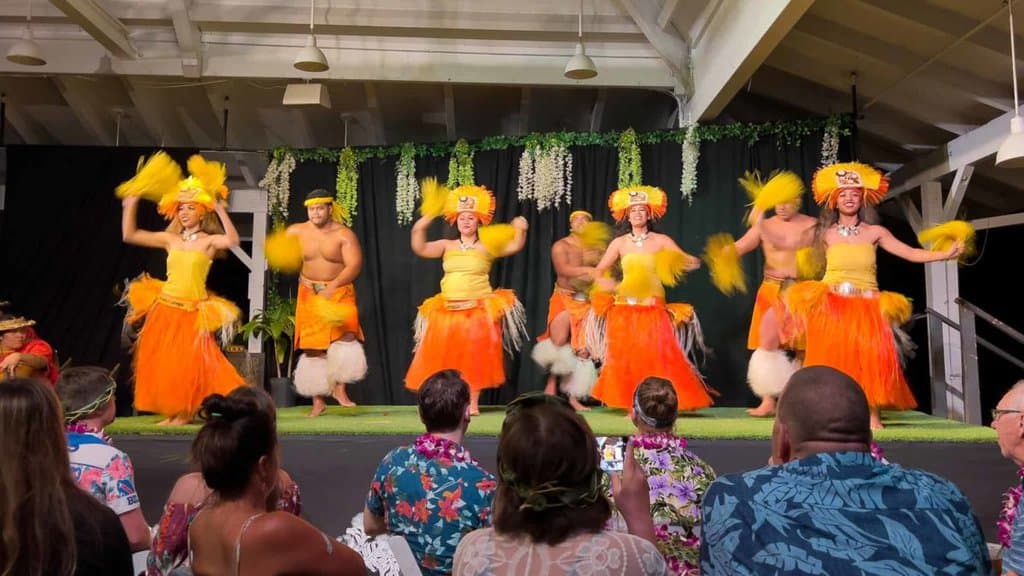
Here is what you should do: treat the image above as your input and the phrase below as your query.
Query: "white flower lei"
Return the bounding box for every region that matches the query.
[395,143,420,226]
[516,140,572,211]
[820,116,840,167]
[680,123,699,204]
[259,152,296,226]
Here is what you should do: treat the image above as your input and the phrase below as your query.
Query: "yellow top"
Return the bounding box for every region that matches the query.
[617,252,665,302]
[440,249,493,300]
[821,243,878,290]
[162,249,211,300]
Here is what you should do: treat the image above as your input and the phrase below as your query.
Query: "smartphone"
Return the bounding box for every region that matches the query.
[596,436,629,472]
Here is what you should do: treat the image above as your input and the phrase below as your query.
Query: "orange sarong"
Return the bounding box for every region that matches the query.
[294,280,363,351]
[538,286,590,352]
[747,279,782,350]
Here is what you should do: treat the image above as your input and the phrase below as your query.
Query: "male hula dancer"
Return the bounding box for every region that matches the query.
[288,188,367,417]
[532,210,608,411]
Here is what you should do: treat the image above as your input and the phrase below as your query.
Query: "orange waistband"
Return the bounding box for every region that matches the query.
[157,293,202,311]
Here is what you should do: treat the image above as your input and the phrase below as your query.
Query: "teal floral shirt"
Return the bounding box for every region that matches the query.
[700,451,990,575]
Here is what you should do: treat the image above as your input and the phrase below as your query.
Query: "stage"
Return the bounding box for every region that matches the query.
[111,406,1010,545]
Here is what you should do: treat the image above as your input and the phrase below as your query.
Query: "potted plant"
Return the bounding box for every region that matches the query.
[240,290,297,407]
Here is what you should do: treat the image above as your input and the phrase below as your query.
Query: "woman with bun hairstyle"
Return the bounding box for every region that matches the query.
[187,390,364,575]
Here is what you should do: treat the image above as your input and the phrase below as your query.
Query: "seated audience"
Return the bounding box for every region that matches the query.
[58,366,151,552]
[0,313,59,383]
[993,380,1024,575]
[0,377,133,576]
[617,376,715,575]
[452,392,666,576]
[700,366,991,574]
[187,390,363,575]
[363,369,496,576]
[147,385,302,575]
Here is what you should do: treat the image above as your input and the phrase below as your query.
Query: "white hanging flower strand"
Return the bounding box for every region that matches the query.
[259,152,296,227]
[680,123,700,205]
[820,116,840,167]
[395,143,420,226]
[516,139,572,212]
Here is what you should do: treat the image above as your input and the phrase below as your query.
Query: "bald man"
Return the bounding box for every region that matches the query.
[700,366,990,575]
[994,381,1024,575]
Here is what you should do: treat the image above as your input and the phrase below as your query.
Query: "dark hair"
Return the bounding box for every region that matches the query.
[634,376,678,430]
[493,401,611,545]
[778,366,871,446]
[305,188,333,201]
[613,218,657,236]
[56,367,115,423]
[227,385,277,421]
[191,391,277,500]
[418,370,469,433]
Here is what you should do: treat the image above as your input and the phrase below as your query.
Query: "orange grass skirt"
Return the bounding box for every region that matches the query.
[785,281,916,410]
[405,289,525,392]
[127,277,245,417]
[294,282,363,351]
[589,298,711,411]
[747,280,782,350]
[537,287,590,352]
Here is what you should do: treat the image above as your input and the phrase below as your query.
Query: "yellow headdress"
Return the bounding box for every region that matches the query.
[443,185,496,225]
[608,185,668,222]
[302,189,347,224]
[569,210,593,221]
[812,162,888,209]
[116,152,229,220]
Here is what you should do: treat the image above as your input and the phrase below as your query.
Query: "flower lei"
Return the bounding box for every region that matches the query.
[680,122,700,205]
[820,115,840,168]
[447,139,475,188]
[395,142,419,226]
[259,152,296,228]
[617,128,642,188]
[869,441,887,463]
[516,136,573,211]
[999,467,1024,549]
[632,431,688,452]
[66,422,112,445]
[414,433,476,465]
[335,147,358,227]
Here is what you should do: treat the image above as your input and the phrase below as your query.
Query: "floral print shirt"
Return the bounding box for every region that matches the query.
[67,430,140,515]
[366,434,497,576]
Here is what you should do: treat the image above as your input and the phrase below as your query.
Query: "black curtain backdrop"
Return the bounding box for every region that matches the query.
[6,133,974,413]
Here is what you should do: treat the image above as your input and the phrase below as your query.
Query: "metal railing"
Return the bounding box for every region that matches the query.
[923,297,1024,425]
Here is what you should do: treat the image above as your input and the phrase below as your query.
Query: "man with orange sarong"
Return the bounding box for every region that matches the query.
[586,185,711,412]
[763,162,967,429]
[0,314,58,384]
[531,210,607,411]
[288,188,367,417]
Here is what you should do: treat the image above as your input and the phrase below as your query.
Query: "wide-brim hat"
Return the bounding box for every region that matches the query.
[0,316,35,332]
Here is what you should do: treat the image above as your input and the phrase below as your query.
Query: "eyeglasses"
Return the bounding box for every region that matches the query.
[992,408,1024,422]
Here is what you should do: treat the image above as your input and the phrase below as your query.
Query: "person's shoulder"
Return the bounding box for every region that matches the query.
[167,472,210,504]
[67,484,121,529]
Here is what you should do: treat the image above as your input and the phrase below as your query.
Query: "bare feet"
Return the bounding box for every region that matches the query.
[332,384,357,407]
[468,403,480,417]
[167,415,192,426]
[156,417,173,426]
[746,397,776,417]
[568,396,590,412]
[870,409,884,430]
[309,397,327,417]
[469,390,481,416]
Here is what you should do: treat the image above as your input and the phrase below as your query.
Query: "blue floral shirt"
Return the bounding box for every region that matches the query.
[700,451,991,575]
[366,435,496,576]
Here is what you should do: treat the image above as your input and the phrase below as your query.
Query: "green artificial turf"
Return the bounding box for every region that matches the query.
[107,405,996,443]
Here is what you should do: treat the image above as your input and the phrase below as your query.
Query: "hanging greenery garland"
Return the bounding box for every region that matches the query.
[820,115,841,167]
[516,134,573,211]
[259,151,296,228]
[335,147,358,227]
[446,139,475,188]
[395,143,420,226]
[680,123,700,204]
[617,128,642,189]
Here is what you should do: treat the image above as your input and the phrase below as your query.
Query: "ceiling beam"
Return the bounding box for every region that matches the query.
[687,0,813,120]
[168,0,202,78]
[3,105,53,144]
[615,0,689,85]
[657,0,681,31]
[52,76,114,145]
[443,85,456,141]
[48,0,137,59]
[123,79,193,146]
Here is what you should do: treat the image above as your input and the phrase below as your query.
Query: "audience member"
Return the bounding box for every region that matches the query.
[700,366,991,574]
[0,313,59,383]
[187,390,363,575]
[363,369,496,576]
[994,380,1024,575]
[452,392,666,576]
[0,377,133,576]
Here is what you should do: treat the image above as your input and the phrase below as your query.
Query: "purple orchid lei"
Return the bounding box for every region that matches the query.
[998,467,1024,549]
[66,422,112,444]
[414,433,475,464]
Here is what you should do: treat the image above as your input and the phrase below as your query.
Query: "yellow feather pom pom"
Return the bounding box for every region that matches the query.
[737,171,765,201]
[752,171,804,212]
[116,151,182,202]
[578,221,612,250]
[309,296,355,328]
[419,177,448,218]
[796,247,825,280]
[479,223,517,257]
[702,234,747,295]
[618,256,658,301]
[880,292,912,326]
[655,249,688,287]
[917,220,976,262]
[265,229,303,274]
[187,155,228,201]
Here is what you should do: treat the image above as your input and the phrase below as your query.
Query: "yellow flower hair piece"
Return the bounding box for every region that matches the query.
[444,184,496,225]
[419,177,449,219]
[577,221,612,250]
[479,223,517,257]
[812,162,888,208]
[703,233,747,295]
[116,151,183,203]
[654,249,688,287]
[608,185,668,222]
[917,220,976,262]
[264,229,303,274]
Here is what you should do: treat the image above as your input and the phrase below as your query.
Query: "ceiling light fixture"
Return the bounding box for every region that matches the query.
[7,0,45,66]
[294,0,328,73]
[564,0,597,80]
